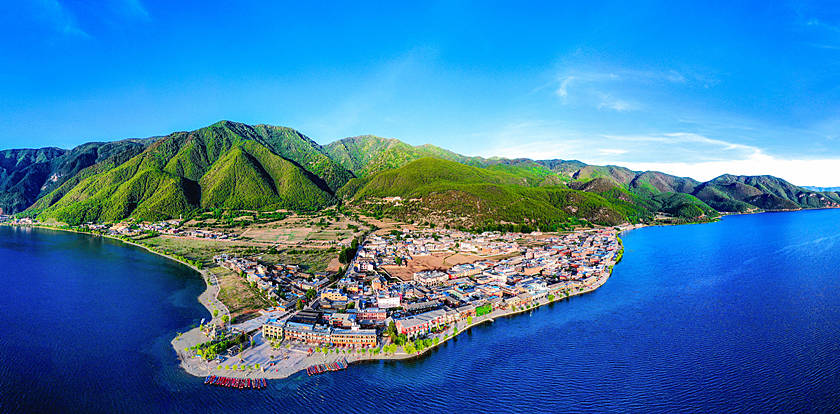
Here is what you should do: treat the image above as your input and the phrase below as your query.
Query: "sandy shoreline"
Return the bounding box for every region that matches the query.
[3,224,229,328]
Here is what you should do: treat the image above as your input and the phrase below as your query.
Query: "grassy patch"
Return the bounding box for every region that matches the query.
[213,266,272,319]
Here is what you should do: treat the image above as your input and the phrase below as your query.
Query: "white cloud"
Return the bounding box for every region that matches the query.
[620,155,840,187]
[597,95,636,112]
[472,124,840,187]
[553,70,659,112]
[666,70,686,83]
[556,76,574,98]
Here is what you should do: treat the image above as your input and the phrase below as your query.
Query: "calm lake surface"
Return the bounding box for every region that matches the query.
[1,209,839,413]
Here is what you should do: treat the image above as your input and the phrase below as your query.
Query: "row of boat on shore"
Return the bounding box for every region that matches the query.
[306,359,348,376]
[205,376,267,390]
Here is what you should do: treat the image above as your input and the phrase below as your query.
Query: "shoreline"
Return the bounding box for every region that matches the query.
[170,272,614,380]
[169,237,622,380]
[2,223,229,327]
[3,221,625,381]
[3,206,837,383]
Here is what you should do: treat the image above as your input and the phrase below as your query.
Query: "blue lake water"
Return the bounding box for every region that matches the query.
[1,209,839,413]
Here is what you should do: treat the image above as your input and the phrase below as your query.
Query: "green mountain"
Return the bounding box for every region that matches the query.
[324,135,476,177]
[691,174,836,212]
[0,139,152,214]
[331,136,835,225]
[345,157,638,228]
[3,121,837,227]
[29,121,347,224]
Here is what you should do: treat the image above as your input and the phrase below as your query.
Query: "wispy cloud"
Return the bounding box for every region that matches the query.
[805,17,840,33]
[556,76,573,98]
[552,68,695,112]
[122,0,149,19]
[596,94,637,112]
[30,0,151,38]
[598,148,628,155]
[468,119,840,186]
[479,128,840,186]
[38,0,89,37]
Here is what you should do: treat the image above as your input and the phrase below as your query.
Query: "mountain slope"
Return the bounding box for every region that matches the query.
[0,139,152,214]
[6,122,839,225]
[324,135,475,177]
[30,121,339,224]
[692,174,831,212]
[346,158,631,227]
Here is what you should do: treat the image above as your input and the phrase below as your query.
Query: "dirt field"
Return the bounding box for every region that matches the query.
[211,266,272,321]
[238,214,366,245]
[382,251,522,281]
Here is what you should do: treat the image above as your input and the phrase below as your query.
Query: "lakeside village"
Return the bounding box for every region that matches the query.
[181,225,627,383]
[4,216,232,240]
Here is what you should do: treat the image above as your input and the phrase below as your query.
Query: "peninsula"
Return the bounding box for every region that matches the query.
[2,120,838,384]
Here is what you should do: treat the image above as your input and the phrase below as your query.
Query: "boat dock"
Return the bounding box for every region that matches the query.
[306,359,348,376]
[204,375,267,390]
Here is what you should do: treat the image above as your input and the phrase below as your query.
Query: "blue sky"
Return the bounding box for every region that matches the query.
[2,1,840,185]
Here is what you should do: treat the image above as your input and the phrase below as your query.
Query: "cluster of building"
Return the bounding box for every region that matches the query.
[213,254,329,311]
[99,220,231,239]
[262,310,377,348]
[352,230,520,271]
[260,227,623,349]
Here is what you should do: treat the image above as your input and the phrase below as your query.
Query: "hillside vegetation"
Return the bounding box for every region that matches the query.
[29,121,345,224]
[0,139,151,214]
[324,135,475,177]
[346,158,637,228]
[3,121,836,228]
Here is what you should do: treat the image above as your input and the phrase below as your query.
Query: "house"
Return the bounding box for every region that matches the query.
[413,270,449,286]
[331,327,377,348]
[377,295,401,309]
[395,309,447,338]
[356,307,387,322]
[262,318,285,339]
[321,289,348,302]
[404,300,441,314]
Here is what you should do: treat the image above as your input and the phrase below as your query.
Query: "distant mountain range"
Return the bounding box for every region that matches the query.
[804,186,840,192]
[3,121,838,228]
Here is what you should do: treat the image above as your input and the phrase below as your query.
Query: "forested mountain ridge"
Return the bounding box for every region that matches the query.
[27,121,344,224]
[0,139,153,214]
[2,121,836,228]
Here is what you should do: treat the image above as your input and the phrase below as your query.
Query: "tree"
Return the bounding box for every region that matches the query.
[386,321,398,342]
[213,309,219,318]
[296,299,305,310]
[467,316,473,325]
[305,289,316,300]
[222,315,230,324]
